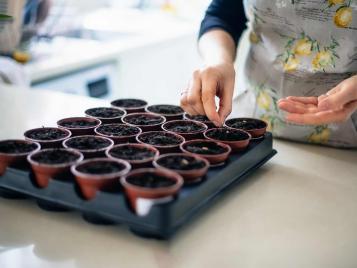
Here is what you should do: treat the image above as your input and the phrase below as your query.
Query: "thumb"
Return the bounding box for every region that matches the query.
[218,81,234,123]
[319,85,357,111]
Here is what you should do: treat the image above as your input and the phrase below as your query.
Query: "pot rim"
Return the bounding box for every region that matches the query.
[24,127,72,144]
[57,117,102,130]
[120,168,184,193]
[224,117,268,132]
[84,107,127,120]
[136,131,185,149]
[203,128,252,144]
[162,120,208,135]
[27,148,84,168]
[94,123,142,138]
[180,139,232,157]
[62,135,114,153]
[122,112,166,128]
[106,143,159,164]
[153,153,209,175]
[110,98,148,111]
[145,104,185,117]
[71,157,131,180]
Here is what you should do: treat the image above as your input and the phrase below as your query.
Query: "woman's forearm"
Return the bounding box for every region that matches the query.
[198,29,237,65]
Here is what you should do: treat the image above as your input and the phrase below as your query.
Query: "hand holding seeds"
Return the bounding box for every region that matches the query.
[278,75,357,125]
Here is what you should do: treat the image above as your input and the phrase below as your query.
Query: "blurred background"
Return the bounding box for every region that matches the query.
[0,0,210,103]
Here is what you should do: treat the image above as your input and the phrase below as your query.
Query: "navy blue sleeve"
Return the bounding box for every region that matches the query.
[199,0,246,46]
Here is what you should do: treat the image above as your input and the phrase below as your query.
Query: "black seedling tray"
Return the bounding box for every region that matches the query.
[0,133,276,239]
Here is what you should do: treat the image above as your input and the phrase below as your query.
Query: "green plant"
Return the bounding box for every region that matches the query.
[0,14,12,21]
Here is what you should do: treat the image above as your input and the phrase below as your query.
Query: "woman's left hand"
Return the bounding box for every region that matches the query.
[278,75,357,125]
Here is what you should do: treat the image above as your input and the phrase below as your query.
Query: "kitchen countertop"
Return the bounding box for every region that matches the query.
[0,85,357,268]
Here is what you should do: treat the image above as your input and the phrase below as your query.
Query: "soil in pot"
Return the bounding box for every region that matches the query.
[64,136,112,151]
[85,107,125,119]
[25,128,69,141]
[184,141,228,155]
[0,140,39,154]
[31,149,80,164]
[108,145,156,161]
[163,120,206,133]
[111,99,147,108]
[127,173,176,188]
[226,118,266,130]
[156,154,206,170]
[138,132,183,147]
[59,119,98,128]
[76,161,127,174]
[205,128,250,141]
[96,124,140,137]
[147,105,183,115]
[124,114,165,126]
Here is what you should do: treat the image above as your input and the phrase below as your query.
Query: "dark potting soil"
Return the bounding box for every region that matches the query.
[0,141,38,154]
[109,145,156,161]
[147,105,184,115]
[125,114,164,126]
[77,161,126,174]
[186,114,211,122]
[26,128,68,140]
[86,107,124,118]
[157,155,206,170]
[184,141,227,155]
[139,132,182,146]
[127,174,176,188]
[31,150,79,164]
[59,119,98,128]
[65,136,111,150]
[111,99,147,108]
[227,118,266,130]
[206,128,250,141]
[165,121,205,133]
[96,124,140,136]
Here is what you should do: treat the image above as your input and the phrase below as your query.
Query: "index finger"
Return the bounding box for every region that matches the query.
[201,78,221,126]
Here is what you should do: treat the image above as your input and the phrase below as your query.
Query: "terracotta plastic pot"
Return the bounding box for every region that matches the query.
[0,140,40,175]
[204,128,251,152]
[184,113,216,129]
[63,135,114,158]
[27,148,83,188]
[180,139,231,165]
[162,120,208,140]
[94,124,142,144]
[57,117,101,136]
[85,107,126,124]
[71,158,131,200]
[145,104,184,121]
[24,127,71,148]
[153,153,209,183]
[111,98,148,114]
[121,168,183,216]
[106,143,159,169]
[136,131,185,154]
[122,113,166,132]
[224,117,267,138]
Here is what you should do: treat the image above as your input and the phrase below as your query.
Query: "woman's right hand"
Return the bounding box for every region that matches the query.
[180,62,236,127]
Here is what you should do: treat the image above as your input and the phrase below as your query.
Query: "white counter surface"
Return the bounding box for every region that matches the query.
[0,85,357,268]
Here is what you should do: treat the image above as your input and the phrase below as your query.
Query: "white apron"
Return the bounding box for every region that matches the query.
[232,0,357,148]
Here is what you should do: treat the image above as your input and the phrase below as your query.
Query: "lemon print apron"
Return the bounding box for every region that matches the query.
[233,0,357,148]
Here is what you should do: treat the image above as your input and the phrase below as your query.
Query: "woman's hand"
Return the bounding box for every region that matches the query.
[180,62,235,127]
[278,75,357,125]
